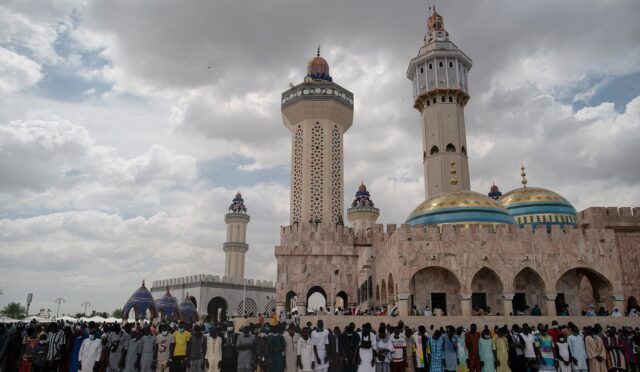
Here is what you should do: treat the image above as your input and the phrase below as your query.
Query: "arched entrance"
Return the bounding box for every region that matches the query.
[388,274,395,305]
[513,267,546,315]
[336,291,348,311]
[556,267,613,316]
[306,286,327,313]
[410,267,461,315]
[207,297,227,323]
[628,296,638,314]
[380,279,387,306]
[471,267,504,315]
[285,291,298,313]
[189,296,197,309]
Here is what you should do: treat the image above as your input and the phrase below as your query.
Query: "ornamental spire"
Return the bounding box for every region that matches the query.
[520,163,528,189]
[450,161,458,189]
[317,44,321,57]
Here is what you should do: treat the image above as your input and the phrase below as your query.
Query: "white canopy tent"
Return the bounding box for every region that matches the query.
[56,316,78,323]
[21,316,51,323]
[0,316,19,323]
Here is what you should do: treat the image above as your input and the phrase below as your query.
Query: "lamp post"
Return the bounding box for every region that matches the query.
[82,301,91,316]
[55,297,65,318]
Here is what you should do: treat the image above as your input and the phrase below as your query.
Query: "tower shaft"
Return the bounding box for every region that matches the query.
[282,63,354,224]
[407,10,473,199]
[223,194,249,283]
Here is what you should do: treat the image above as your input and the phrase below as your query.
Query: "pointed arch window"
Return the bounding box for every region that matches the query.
[461,146,467,156]
[430,145,439,155]
[446,143,456,152]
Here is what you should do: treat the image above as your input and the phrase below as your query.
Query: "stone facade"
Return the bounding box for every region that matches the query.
[276,208,640,317]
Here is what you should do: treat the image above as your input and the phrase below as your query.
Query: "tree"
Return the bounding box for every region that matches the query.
[112,308,123,318]
[1,302,26,319]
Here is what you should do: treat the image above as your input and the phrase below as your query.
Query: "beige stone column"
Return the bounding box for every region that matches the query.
[611,294,625,313]
[460,293,472,316]
[297,302,307,316]
[545,293,557,316]
[502,293,514,316]
[398,293,410,317]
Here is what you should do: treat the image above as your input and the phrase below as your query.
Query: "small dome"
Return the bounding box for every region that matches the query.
[229,192,247,213]
[406,190,516,226]
[499,187,577,228]
[123,281,158,320]
[306,47,332,82]
[351,183,375,208]
[155,287,180,321]
[488,183,502,200]
[179,294,199,324]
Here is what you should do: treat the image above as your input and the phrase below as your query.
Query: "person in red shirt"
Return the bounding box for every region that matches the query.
[547,320,561,343]
[465,323,481,372]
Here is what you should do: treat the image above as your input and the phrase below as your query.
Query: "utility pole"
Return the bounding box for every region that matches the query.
[82,301,91,316]
[26,293,32,317]
[55,297,65,318]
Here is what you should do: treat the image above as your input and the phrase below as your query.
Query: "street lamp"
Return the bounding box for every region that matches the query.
[82,301,91,316]
[55,297,65,318]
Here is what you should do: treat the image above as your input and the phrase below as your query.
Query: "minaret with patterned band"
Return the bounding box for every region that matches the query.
[407,8,472,199]
[223,192,249,283]
[281,47,354,224]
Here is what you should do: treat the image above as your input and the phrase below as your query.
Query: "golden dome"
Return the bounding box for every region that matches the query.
[307,56,329,76]
[499,187,571,206]
[406,190,515,226]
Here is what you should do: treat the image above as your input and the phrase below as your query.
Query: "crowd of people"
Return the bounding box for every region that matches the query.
[2,317,640,372]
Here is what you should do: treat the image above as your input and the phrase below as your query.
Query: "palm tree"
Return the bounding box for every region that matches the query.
[1,302,26,319]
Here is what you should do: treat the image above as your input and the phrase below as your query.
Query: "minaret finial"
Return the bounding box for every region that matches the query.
[450,161,458,189]
[520,163,528,189]
[317,45,321,57]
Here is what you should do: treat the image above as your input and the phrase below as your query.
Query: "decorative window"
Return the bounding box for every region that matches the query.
[420,67,424,73]
[237,298,258,316]
[448,96,453,102]
[449,61,454,68]
[446,143,456,152]
[292,126,303,222]
[310,124,324,221]
[428,63,433,70]
[330,126,342,223]
[441,96,446,102]
[430,145,439,155]
[438,61,444,68]
[461,146,467,155]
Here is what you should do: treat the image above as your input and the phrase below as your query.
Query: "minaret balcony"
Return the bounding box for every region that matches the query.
[281,81,353,111]
[223,242,249,253]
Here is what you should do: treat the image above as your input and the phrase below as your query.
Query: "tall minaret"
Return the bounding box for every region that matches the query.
[223,192,249,283]
[281,47,354,224]
[407,8,472,199]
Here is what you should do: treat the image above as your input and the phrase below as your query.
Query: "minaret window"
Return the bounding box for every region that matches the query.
[461,146,467,155]
[446,143,456,152]
[428,63,433,70]
[432,97,437,104]
[420,67,424,73]
[438,61,444,68]
[448,96,453,102]
[441,96,446,102]
[430,146,439,155]
[449,61,454,68]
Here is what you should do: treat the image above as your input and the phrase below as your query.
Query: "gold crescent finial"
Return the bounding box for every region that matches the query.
[520,163,527,189]
[450,161,458,189]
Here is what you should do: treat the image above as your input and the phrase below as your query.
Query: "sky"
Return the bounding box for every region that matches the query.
[1,0,639,316]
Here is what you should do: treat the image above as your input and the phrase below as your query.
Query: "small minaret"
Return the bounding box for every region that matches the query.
[223,192,250,283]
[346,183,380,233]
[407,8,472,199]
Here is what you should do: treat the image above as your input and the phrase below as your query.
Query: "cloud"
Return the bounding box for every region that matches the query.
[0,47,42,94]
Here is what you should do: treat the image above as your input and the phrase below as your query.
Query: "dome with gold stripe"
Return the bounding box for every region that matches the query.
[499,165,577,228]
[406,162,515,226]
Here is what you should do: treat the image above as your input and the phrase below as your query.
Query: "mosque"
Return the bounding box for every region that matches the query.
[273,9,640,318]
[122,8,640,322]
